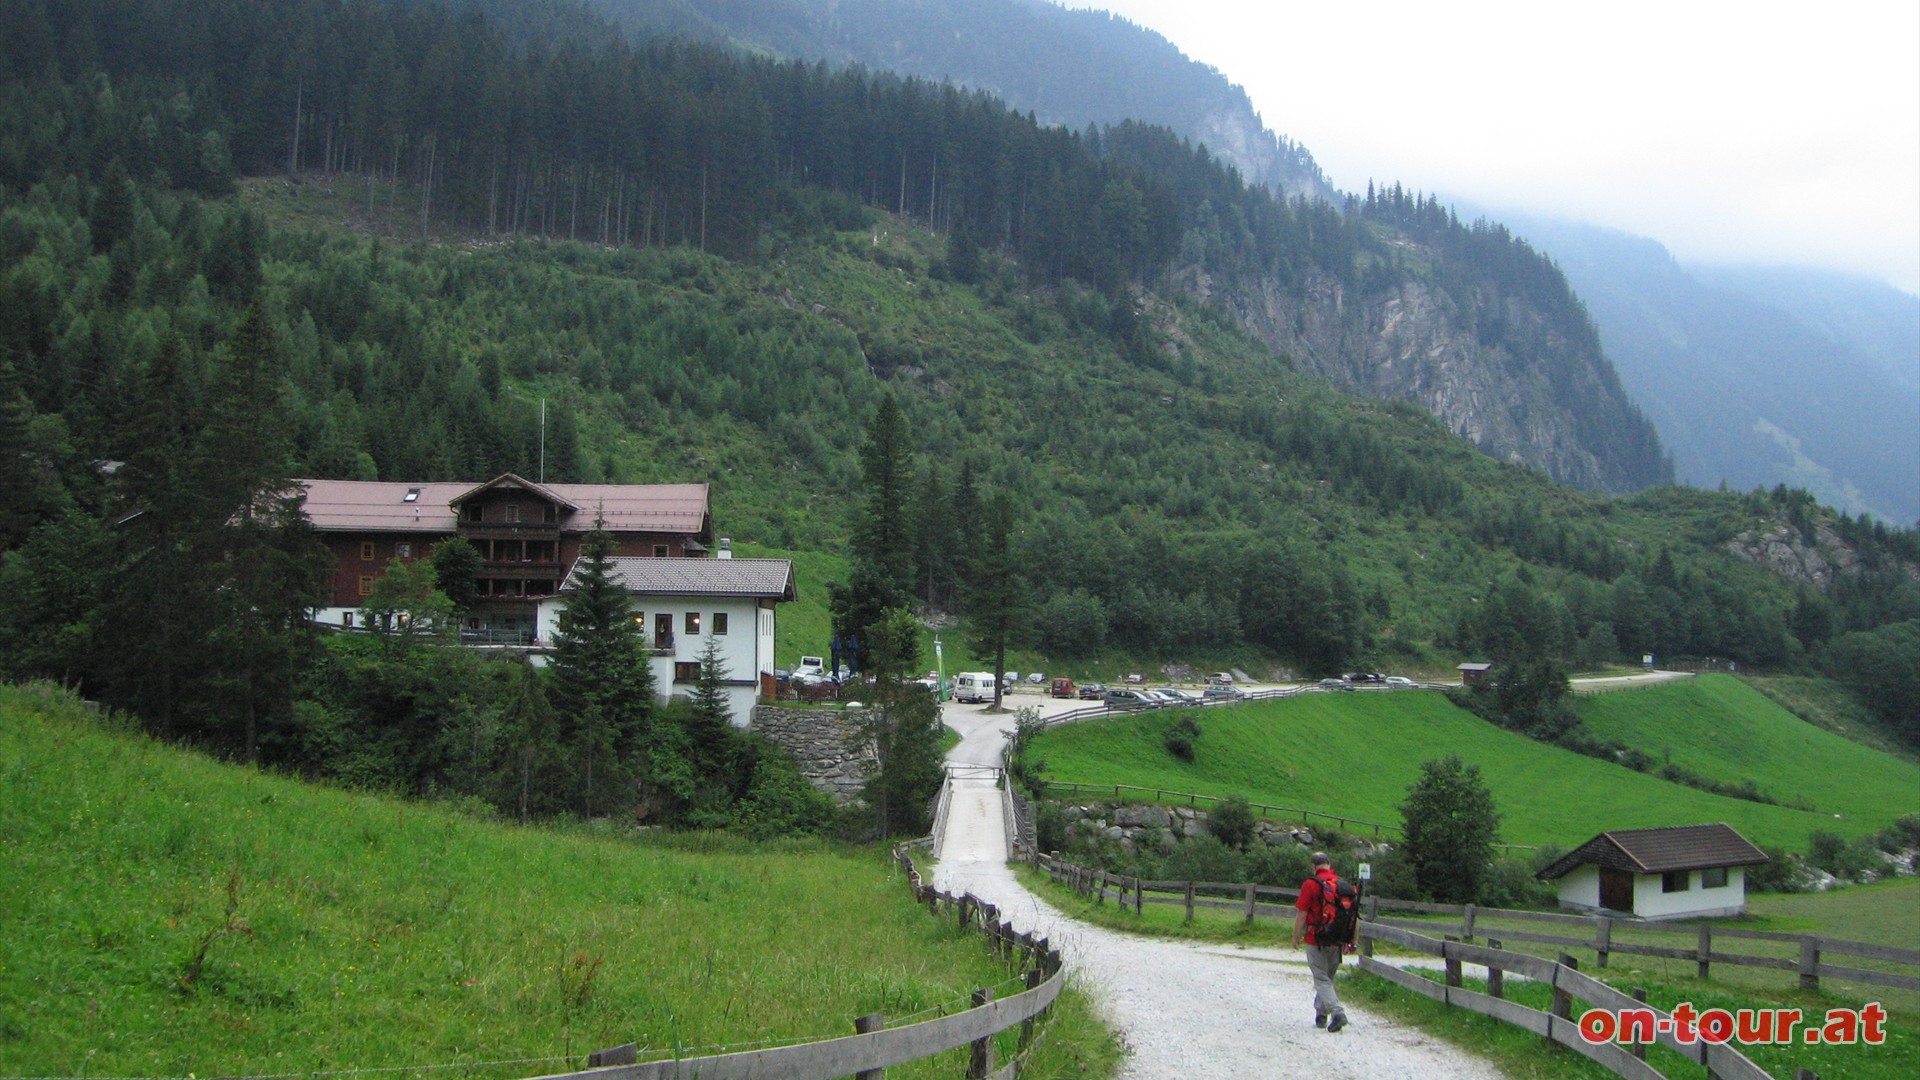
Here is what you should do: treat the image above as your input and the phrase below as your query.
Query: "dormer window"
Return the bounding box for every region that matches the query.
[403,488,420,503]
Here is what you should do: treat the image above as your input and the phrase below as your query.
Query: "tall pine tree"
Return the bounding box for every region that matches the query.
[547,516,654,817]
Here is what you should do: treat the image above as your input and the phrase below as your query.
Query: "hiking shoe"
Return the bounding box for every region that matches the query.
[1314,1014,1327,1029]
[1327,1013,1348,1033]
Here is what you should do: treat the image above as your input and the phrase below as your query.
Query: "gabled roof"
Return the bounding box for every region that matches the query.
[296,478,710,536]
[1537,823,1769,881]
[561,556,796,602]
[449,473,580,513]
[1457,662,1494,672]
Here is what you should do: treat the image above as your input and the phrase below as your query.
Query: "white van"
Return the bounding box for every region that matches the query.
[954,672,998,703]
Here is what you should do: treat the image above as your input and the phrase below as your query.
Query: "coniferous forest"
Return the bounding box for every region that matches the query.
[2,0,1916,824]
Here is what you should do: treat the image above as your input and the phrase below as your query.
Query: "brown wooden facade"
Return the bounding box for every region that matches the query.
[303,475,712,638]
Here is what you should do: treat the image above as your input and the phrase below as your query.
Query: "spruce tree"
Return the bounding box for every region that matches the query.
[963,491,1027,711]
[547,517,653,817]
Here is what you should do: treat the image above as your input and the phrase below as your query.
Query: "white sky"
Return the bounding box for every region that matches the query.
[1057,0,1920,296]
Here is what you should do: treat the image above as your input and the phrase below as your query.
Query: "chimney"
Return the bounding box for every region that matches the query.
[717,537,732,560]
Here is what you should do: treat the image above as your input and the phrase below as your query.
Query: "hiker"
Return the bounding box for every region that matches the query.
[1292,851,1351,1032]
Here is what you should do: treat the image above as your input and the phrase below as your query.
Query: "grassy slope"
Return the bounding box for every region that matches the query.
[1028,690,1908,849]
[0,687,1070,1076]
[1574,674,1920,825]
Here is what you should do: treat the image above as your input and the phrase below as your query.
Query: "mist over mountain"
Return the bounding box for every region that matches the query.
[587,0,1337,202]
[1498,215,1919,526]
[1686,265,1920,395]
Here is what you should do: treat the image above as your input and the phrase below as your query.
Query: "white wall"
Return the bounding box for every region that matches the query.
[535,593,771,727]
[1632,866,1749,921]
[1555,864,1602,909]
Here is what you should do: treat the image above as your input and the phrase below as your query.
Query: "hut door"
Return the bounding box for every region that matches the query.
[1600,868,1634,912]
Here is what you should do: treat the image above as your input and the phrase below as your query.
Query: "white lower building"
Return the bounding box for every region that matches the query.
[534,554,795,726]
[1536,823,1770,921]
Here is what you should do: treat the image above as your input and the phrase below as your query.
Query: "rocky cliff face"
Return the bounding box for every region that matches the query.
[1725,520,1866,589]
[1178,265,1662,492]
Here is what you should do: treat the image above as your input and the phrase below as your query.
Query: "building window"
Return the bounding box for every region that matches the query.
[713,612,729,635]
[653,544,669,558]
[506,504,520,523]
[1701,867,1729,889]
[465,504,482,522]
[359,541,376,561]
[674,662,700,683]
[396,542,412,560]
[1661,871,1690,893]
[342,612,354,627]
[358,576,375,596]
[685,612,701,635]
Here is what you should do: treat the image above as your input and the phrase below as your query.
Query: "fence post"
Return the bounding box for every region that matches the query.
[1552,954,1579,1030]
[1595,917,1612,968]
[1799,938,1820,991]
[1444,936,1463,988]
[1133,875,1144,915]
[1096,870,1107,906]
[1245,883,1256,924]
[1630,988,1648,1061]
[1486,939,1504,999]
[854,1013,886,1080]
[1462,904,1477,943]
[967,988,995,1079]
[1697,923,1712,981]
[1018,968,1043,1051]
[1185,880,1195,922]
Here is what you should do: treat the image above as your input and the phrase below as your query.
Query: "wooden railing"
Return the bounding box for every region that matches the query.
[515,844,1064,1080]
[1357,922,1781,1080]
[1365,897,1920,996]
[1035,853,1873,1080]
[1035,854,1920,997]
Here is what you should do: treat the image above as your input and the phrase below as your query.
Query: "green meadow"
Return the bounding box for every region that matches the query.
[1574,674,1920,825]
[0,687,1116,1077]
[1027,688,1918,850]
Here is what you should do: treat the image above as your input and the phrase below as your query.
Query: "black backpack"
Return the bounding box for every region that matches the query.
[1313,874,1361,945]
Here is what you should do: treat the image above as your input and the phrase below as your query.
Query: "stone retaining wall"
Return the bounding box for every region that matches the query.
[751,704,876,805]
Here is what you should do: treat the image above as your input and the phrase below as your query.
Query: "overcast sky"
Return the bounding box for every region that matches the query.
[1057,0,1920,296]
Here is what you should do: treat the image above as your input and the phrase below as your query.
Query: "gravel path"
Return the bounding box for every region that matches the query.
[930,702,1505,1080]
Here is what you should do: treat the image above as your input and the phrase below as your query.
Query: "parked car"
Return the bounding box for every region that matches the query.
[1004,671,1020,684]
[1050,677,1076,699]
[1385,675,1417,688]
[1124,673,1145,684]
[795,655,827,680]
[1345,672,1385,685]
[1203,685,1247,702]
[1103,688,1154,708]
[1318,677,1354,691]
[1078,682,1107,700]
[1205,672,1235,685]
[1158,688,1203,706]
[1027,672,1047,685]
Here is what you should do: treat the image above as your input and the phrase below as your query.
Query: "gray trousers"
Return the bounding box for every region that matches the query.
[1306,943,1346,1019]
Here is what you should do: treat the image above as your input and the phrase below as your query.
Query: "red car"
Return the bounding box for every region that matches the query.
[1050,677,1076,698]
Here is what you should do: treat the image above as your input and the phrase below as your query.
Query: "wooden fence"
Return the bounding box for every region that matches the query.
[1036,853,1886,1079]
[516,847,1064,1080]
[1036,854,1920,997]
[1358,922,1782,1080]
